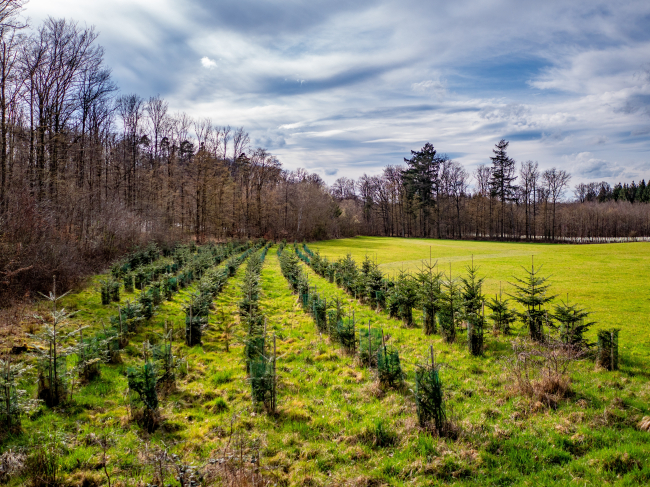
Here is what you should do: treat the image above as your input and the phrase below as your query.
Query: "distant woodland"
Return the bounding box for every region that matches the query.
[0,0,649,303]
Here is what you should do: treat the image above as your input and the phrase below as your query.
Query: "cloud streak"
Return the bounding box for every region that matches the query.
[26,0,650,183]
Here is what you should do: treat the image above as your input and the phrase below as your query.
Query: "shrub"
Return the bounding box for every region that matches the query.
[505,339,580,408]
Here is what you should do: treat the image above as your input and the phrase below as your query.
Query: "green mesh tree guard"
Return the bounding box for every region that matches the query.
[597,329,620,371]
[377,345,404,388]
[249,357,275,412]
[415,351,446,435]
[359,326,383,367]
[438,308,456,344]
[337,317,356,353]
[245,336,266,374]
[467,313,484,356]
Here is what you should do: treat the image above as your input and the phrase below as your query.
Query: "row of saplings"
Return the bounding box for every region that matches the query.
[279,245,450,434]
[289,244,621,433]
[298,244,619,370]
[0,241,254,440]
[126,242,260,431]
[238,244,277,413]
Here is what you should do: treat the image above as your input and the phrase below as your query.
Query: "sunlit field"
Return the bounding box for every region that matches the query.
[312,236,650,360]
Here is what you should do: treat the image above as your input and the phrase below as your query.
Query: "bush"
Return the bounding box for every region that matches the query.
[505,339,580,408]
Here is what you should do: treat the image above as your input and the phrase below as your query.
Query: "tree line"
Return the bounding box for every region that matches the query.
[334,141,650,241]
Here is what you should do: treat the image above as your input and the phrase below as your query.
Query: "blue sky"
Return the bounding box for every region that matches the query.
[28,0,650,184]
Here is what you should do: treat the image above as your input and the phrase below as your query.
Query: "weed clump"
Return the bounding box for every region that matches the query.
[505,339,579,409]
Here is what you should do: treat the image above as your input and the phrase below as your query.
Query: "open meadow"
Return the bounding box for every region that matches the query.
[1,238,649,486]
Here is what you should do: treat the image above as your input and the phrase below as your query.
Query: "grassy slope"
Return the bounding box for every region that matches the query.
[310,236,650,363]
[2,243,650,486]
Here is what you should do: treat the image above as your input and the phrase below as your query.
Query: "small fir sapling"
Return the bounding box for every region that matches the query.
[359,322,383,367]
[138,292,154,320]
[596,329,620,371]
[388,270,418,327]
[439,267,461,344]
[376,331,405,388]
[110,280,120,302]
[460,258,485,356]
[216,312,238,353]
[29,277,78,407]
[416,257,443,335]
[126,350,159,432]
[337,312,357,353]
[486,283,517,334]
[74,328,109,382]
[509,256,555,342]
[123,274,134,293]
[551,294,596,348]
[0,356,40,428]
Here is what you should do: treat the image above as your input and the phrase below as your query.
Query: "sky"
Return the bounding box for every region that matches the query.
[27,0,650,185]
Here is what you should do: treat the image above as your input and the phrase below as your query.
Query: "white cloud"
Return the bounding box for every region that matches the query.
[200,56,217,69]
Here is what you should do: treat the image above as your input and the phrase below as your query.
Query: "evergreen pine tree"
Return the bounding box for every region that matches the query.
[460,258,485,355]
[486,287,517,334]
[489,139,517,237]
[509,257,555,341]
[416,259,443,335]
[552,295,595,347]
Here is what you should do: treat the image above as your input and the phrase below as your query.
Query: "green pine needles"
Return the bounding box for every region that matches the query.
[509,257,555,342]
[416,260,443,335]
[461,258,485,356]
[552,295,596,347]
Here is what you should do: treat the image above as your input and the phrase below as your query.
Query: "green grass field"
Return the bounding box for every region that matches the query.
[311,236,650,363]
[2,238,649,486]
